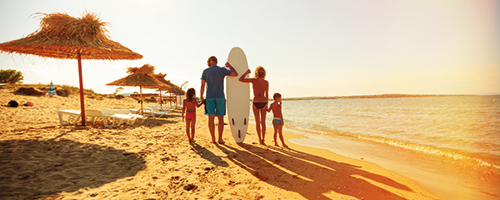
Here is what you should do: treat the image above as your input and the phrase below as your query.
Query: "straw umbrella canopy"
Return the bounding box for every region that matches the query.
[153,73,185,107]
[0,12,142,125]
[151,84,172,108]
[148,73,172,108]
[154,73,185,95]
[106,64,169,114]
[145,75,172,108]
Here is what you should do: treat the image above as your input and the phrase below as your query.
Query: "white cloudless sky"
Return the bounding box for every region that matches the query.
[1,0,498,97]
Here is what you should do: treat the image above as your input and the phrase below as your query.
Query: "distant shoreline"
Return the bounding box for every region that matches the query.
[282,94,482,101]
[3,84,498,101]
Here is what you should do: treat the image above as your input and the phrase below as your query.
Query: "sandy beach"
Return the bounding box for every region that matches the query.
[0,87,478,200]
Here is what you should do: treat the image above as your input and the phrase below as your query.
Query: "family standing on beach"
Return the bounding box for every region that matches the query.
[182,55,287,147]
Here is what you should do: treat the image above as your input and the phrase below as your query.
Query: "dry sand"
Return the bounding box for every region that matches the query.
[0,88,451,199]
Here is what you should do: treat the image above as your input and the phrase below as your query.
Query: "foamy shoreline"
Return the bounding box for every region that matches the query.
[1,88,498,199]
[284,129,500,199]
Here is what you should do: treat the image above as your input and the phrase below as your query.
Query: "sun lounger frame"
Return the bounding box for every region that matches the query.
[57,109,148,128]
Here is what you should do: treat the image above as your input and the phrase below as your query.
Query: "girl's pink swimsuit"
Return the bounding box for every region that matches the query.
[186,112,196,119]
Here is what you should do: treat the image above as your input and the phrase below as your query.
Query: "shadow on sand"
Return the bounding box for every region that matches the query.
[0,139,146,199]
[190,142,229,167]
[216,143,413,199]
[138,118,178,127]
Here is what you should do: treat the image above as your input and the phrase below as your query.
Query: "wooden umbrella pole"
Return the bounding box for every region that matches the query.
[175,94,178,108]
[170,92,172,107]
[159,88,163,108]
[140,85,143,115]
[77,51,86,126]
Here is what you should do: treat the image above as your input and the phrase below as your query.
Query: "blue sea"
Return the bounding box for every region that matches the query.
[251,96,500,169]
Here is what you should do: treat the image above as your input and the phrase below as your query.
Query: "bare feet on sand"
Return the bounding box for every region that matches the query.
[275,143,289,148]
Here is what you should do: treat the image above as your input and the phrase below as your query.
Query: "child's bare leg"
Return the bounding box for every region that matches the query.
[185,119,191,141]
[191,117,196,142]
[273,124,279,146]
[278,125,287,147]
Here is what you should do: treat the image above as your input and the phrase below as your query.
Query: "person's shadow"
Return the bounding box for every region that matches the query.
[190,142,228,167]
[216,143,413,200]
[0,139,146,200]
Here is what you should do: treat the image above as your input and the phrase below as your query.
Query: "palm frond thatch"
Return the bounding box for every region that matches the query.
[0,12,142,60]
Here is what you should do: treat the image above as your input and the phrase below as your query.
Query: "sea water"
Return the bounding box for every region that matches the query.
[251,96,500,169]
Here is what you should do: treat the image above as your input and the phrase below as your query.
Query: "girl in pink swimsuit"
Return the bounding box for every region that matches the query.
[182,88,203,142]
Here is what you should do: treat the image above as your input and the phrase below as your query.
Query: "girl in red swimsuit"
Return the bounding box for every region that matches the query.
[238,66,269,145]
[182,88,203,142]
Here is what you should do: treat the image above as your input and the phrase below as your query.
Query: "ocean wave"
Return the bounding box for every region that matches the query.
[356,135,500,169]
[283,124,500,170]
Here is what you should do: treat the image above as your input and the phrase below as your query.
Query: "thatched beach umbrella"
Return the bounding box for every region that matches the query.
[145,76,172,108]
[153,74,185,107]
[150,81,172,108]
[0,12,142,125]
[107,64,169,114]
[153,74,185,95]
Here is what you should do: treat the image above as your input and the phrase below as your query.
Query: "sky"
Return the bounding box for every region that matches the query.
[0,0,498,98]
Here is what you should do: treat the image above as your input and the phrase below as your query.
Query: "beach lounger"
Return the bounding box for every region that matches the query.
[155,104,175,111]
[143,106,170,118]
[58,109,139,128]
[128,113,148,123]
[100,109,135,128]
[114,109,148,124]
[58,110,81,125]
[85,109,109,125]
[57,109,107,126]
[128,107,166,119]
[173,104,183,110]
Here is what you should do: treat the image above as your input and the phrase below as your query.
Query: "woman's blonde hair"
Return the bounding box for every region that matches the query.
[254,66,266,79]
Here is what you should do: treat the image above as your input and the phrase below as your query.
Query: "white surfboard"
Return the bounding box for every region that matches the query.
[226,47,250,143]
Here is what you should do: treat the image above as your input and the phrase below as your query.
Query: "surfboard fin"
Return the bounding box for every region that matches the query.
[232,118,235,125]
[238,130,241,138]
[244,118,247,125]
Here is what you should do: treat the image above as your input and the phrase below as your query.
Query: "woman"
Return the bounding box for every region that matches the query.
[239,66,269,145]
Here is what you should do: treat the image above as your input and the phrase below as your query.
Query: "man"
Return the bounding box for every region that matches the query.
[200,56,238,144]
